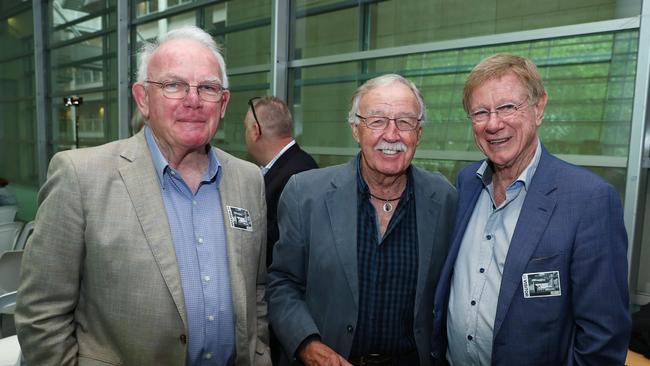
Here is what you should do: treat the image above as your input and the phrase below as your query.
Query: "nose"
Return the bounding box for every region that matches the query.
[484,112,504,132]
[383,119,401,140]
[182,86,202,107]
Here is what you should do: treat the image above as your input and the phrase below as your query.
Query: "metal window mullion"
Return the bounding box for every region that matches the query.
[624,2,650,296]
[271,0,289,100]
[118,0,130,138]
[288,17,640,69]
[33,0,48,185]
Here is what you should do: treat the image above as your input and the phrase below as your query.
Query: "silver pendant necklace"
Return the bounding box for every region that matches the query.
[369,192,401,213]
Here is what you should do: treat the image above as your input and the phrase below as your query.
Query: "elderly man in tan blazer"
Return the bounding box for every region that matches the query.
[15,26,270,366]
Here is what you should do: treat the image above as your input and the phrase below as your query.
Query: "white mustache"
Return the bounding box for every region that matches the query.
[374,141,407,152]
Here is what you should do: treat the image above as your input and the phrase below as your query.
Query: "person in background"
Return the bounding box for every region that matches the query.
[432,53,630,365]
[267,74,456,366]
[244,96,318,365]
[16,25,270,366]
[243,96,318,267]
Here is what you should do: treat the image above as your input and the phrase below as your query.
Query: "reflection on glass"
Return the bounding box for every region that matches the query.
[291,0,642,58]
[289,31,638,158]
[52,16,105,43]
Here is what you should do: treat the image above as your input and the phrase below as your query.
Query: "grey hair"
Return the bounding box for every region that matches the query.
[136,25,229,88]
[347,74,426,125]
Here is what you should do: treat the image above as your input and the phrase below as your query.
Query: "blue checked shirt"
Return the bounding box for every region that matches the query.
[350,160,418,356]
[145,127,235,366]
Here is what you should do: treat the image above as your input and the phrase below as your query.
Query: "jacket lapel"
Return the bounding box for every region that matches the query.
[493,149,557,337]
[214,149,248,341]
[118,131,187,329]
[413,167,441,319]
[325,159,360,308]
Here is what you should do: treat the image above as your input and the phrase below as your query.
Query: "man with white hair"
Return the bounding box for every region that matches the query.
[267,74,456,366]
[16,26,271,365]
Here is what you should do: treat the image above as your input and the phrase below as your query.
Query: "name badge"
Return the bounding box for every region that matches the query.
[226,206,253,232]
[522,271,561,298]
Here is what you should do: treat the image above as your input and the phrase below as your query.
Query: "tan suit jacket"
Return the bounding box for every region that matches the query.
[16,131,270,366]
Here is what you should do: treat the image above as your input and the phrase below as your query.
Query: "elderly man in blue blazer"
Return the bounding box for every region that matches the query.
[267,74,457,366]
[431,53,631,365]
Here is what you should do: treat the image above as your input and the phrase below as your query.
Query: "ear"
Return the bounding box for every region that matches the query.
[132,82,150,119]
[351,123,360,144]
[416,126,423,145]
[219,90,231,119]
[534,92,548,127]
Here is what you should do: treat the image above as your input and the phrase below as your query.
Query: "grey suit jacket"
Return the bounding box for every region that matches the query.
[266,156,457,366]
[16,131,271,366]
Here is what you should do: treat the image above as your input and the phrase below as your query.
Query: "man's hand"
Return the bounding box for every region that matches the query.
[299,340,352,366]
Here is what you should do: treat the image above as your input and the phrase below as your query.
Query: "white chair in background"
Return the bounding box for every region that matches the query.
[0,251,22,295]
[0,224,23,254]
[0,334,21,366]
[0,252,22,362]
[13,221,34,251]
[0,207,16,225]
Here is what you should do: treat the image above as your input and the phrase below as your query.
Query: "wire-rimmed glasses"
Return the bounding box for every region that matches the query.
[145,80,226,102]
[467,97,529,124]
[355,114,421,131]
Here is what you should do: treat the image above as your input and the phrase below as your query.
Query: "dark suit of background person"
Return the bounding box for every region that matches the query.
[243,96,318,267]
[16,26,271,366]
[267,74,457,366]
[431,54,630,366]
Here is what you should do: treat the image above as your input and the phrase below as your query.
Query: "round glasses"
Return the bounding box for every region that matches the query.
[355,114,421,131]
[145,80,226,102]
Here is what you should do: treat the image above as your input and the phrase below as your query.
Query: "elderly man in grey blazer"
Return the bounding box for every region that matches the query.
[267,74,457,366]
[15,26,270,366]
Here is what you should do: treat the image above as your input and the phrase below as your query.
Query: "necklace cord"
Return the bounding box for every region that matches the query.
[368,192,402,202]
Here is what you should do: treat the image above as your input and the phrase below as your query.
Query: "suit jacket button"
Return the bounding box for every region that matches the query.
[347,325,354,333]
[180,334,187,344]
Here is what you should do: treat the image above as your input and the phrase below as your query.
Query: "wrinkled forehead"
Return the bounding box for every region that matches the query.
[360,83,420,115]
[148,39,221,80]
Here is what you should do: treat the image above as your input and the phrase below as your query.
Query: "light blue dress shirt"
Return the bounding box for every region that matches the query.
[447,140,541,366]
[145,127,235,366]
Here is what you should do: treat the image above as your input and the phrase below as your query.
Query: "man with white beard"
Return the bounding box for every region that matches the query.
[266,74,457,366]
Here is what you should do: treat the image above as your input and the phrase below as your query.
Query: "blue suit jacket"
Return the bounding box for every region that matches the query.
[432,146,630,365]
[267,157,457,366]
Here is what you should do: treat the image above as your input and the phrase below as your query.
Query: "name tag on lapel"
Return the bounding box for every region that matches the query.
[226,206,253,232]
[522,271,561,298]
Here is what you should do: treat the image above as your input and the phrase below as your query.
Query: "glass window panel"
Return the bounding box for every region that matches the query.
[0,10,34,60]
[52,15,107,43]
[134,0,193,18]
[293,5,359,59]
[218,72,270,148]
[51,36,105,65]
[215,0,270,27]
[289,30,637,159]
[50,90,117,151]
[291,0,642,59]
[0,8,36,188]
[52,0,113,25]
[51,61,106,93]
[223,27,271,68]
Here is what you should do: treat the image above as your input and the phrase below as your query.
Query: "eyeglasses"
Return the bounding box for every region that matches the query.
[248,97,263,136]
[468,97,529,124]
[145,80,226,102]
[355,114,421,131]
